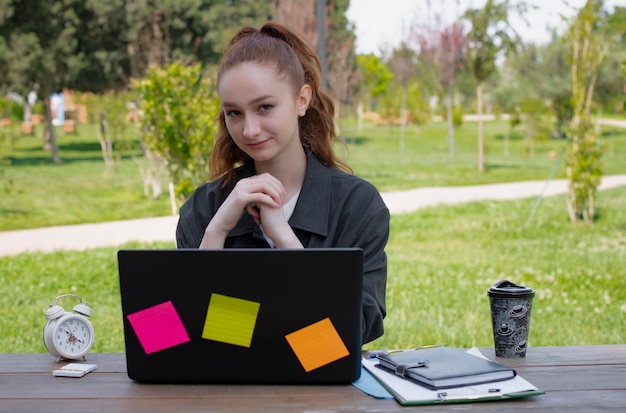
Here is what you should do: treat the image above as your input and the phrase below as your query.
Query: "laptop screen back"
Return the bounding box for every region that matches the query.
[118,248,363,383]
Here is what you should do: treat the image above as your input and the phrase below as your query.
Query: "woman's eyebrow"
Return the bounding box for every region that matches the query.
[222,95,275,108]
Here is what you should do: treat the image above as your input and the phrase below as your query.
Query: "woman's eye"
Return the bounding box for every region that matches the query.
[225,110,241,118]
[259,104,273,113]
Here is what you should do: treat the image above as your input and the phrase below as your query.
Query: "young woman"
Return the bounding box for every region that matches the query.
[176,23,389,344]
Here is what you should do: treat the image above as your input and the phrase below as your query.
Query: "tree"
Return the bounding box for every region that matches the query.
[355,54,393,111]
[73,0,129,92]
[81,91,137,174]
[388,42,417,152]
[0,3,13,96]
[564,0,610,223]
[540,35,575,138]
[325,0,358,117]
[415,19,467,158]
[59,0,276,95]
[134,63,220,213]
[463,0,524,171]
[0,0,89,163]
[593,6,626,114]
[494,43,556,155]
[122,0,272,80]
[273,0,317,46]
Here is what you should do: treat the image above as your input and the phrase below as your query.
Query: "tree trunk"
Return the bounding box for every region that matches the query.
[43,97,61,164]
[357,101,363,133]
[446,82,455,158]
[477,82,484,171]
[168,182,177,216]
[127,42,140,79]
[97,113,114,174]
[399,84,407,152]
[274,0,318,47]
[504,128,509,156]
[335,99,341,139]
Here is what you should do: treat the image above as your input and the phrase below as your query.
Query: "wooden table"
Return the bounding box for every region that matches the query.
[1,345,624,412]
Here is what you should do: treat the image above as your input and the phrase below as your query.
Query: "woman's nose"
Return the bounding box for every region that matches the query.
[243,115,261,139]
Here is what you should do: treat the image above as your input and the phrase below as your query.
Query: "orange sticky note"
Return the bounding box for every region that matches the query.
[285,317,350,372]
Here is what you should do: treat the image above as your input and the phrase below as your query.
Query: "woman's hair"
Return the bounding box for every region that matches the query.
[210,22,351,184]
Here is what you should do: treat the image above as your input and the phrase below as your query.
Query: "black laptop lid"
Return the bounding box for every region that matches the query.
[117,248,363,383]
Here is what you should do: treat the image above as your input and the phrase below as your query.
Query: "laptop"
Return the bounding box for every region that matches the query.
[117,248,363,384]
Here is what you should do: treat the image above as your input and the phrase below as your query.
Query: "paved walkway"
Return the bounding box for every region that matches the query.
[1,175,626,257]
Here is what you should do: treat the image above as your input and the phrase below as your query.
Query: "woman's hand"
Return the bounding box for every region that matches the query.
[200,174,300,248]
[256,203,302,248]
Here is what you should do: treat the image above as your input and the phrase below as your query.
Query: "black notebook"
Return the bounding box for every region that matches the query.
[376,347,516,389]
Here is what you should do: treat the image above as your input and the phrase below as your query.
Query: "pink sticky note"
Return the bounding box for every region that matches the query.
[127,301,190,354]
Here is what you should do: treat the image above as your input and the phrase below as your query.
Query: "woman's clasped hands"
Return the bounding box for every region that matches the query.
[200,173,302,249]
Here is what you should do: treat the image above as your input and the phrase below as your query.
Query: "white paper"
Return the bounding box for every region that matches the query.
[52,363,98,378]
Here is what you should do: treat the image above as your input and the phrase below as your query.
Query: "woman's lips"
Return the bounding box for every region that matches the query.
[248,139,270,149]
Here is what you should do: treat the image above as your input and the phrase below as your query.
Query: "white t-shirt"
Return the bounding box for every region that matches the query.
[261,190,301,248]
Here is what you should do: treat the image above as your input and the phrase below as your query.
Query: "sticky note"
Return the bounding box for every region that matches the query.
[285,317,350,372]
[127,301,190,354]
[202,293,260,347]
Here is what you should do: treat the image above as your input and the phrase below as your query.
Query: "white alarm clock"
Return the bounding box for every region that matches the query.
[43,294,95,361]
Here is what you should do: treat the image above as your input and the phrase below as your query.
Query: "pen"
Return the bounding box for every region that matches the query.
[438,389,502,401]
[369,344,445,358]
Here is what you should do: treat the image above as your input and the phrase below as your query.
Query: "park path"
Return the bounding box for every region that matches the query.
[1,174,626,257]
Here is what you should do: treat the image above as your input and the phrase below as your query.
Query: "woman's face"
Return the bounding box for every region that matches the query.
[218,62,311,165]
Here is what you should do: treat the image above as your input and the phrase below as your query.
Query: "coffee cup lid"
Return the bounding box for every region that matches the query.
[488,280,534,297]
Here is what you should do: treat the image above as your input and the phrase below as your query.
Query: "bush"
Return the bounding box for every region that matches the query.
[134,63,221,205]
[0,97,23,121]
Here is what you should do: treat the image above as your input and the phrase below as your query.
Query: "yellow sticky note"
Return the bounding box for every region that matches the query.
[202,293,260,348]
[285,317,350,372]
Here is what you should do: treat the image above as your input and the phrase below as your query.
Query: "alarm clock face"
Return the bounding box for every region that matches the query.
[52,315,94,359]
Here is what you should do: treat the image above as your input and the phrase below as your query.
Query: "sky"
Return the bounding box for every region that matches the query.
[346,0,623,55]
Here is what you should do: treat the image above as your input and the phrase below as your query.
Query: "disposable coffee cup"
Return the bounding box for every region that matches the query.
[488,280,535,358]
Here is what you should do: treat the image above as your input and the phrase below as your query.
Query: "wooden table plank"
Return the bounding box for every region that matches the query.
[1,390,625,413]
[0,374,364,399]
[483,344,626,367]
[0,353,126,373]
[4,344,623,373]
[1,346,625,413]
[2,364,624,398]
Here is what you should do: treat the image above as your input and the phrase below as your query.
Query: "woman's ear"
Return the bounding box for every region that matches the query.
[297,84,312,117]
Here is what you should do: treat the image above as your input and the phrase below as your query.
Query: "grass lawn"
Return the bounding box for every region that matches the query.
[0,118,625,353]
[0,124,172,231]
[378,187,626,350]
[1,187,624,353]
[342,119,626,190]
[1,119,625,231]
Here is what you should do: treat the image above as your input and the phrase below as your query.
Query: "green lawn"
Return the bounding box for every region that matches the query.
[343,119,626,190]
[0,125,172,231]
[378,187,626,350]
[2,119,625,231]
[0,119,625,353]
[1,187,624,353]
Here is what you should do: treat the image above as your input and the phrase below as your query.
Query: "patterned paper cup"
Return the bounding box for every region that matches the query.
[488,280,535,358]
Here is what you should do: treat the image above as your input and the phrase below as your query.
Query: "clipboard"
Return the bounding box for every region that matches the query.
[361,348,544,406]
